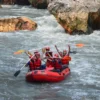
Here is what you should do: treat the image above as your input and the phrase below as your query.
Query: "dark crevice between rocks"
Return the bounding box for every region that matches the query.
[88,12,100,31]
[15,0,30,5]
[36,2,47,9]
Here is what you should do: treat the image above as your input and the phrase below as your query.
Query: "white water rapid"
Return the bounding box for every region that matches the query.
[0,5,100,100]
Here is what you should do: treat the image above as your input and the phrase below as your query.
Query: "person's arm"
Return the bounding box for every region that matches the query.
[29,55,35,63]
[31,58,34,63]
[55,45,63,57]
[25,62,29,67]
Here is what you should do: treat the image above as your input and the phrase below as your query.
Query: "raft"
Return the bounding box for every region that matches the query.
[26,66,70,82]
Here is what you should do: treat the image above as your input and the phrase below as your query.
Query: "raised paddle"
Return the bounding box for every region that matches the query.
[75,43,84,48]
[55,45,63,57]
[14,50,33,56]
[14,50,25,55]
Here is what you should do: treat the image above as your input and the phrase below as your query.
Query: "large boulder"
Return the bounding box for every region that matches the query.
[28,0,48,9]
[48,0,100,35]
[0,17,37,32]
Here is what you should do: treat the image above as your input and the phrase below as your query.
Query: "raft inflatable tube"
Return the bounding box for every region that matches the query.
[26,67,70,82]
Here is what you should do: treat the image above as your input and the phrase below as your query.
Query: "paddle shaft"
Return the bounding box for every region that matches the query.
[14,53,34,77]
[55,45,62,58]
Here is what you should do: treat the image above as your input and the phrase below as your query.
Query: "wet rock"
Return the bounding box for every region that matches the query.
[0,0,30,5]
[0,17,37,32]
[1,0,15,4]
[28,0,48,9]
[88,9,100,30]
[15,0,30,5]
[56,11,89,35]
[48,0,100,35]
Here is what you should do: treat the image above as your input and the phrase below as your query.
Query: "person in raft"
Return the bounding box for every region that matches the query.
[61,45,71,69]
[42,46,53,67]
[27,51,46,71]
[52,53,62,72]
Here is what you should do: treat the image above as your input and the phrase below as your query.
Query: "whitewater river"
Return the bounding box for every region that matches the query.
[0,5,100,100]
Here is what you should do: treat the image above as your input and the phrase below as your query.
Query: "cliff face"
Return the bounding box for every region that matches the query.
[48,0,100,35]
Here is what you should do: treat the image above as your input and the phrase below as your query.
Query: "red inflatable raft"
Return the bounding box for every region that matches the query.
[26,67,70,82]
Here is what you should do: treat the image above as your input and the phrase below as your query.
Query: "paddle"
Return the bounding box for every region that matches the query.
[14,53,34,77]
[24,50,33,57]
[14,63,28,77]
[69,51,77,54]
[14,50,33,56]
[14,50,25,55]
[70,43,85,54]
[75,43,84,48]
[55,45,63,57]
[42,48,53,62]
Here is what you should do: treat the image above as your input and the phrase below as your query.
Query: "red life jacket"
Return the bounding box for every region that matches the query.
[46,59,53,67]
[61,55,71,64]
[45,51,52,57]
[29,57,41,70]
[34,58,41,68]
[53,59,62,70]
[29,60,35,71]
[45,51,53,67]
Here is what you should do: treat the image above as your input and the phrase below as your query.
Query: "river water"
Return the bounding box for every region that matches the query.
[0,5,100,100]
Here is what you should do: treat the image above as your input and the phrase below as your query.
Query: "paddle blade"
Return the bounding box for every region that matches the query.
[14,70,21,77]
[28,51,33,56]
[14,50,25,55]
[70,51,77,54]
[42,48,46,54]
[76,44,84,48]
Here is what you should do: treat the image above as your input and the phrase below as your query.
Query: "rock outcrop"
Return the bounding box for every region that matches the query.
[0,17,37,32]
[28,0,48,9]
[48,0,100,35]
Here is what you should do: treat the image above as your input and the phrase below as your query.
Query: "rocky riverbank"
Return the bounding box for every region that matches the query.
[0,0,100,34]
